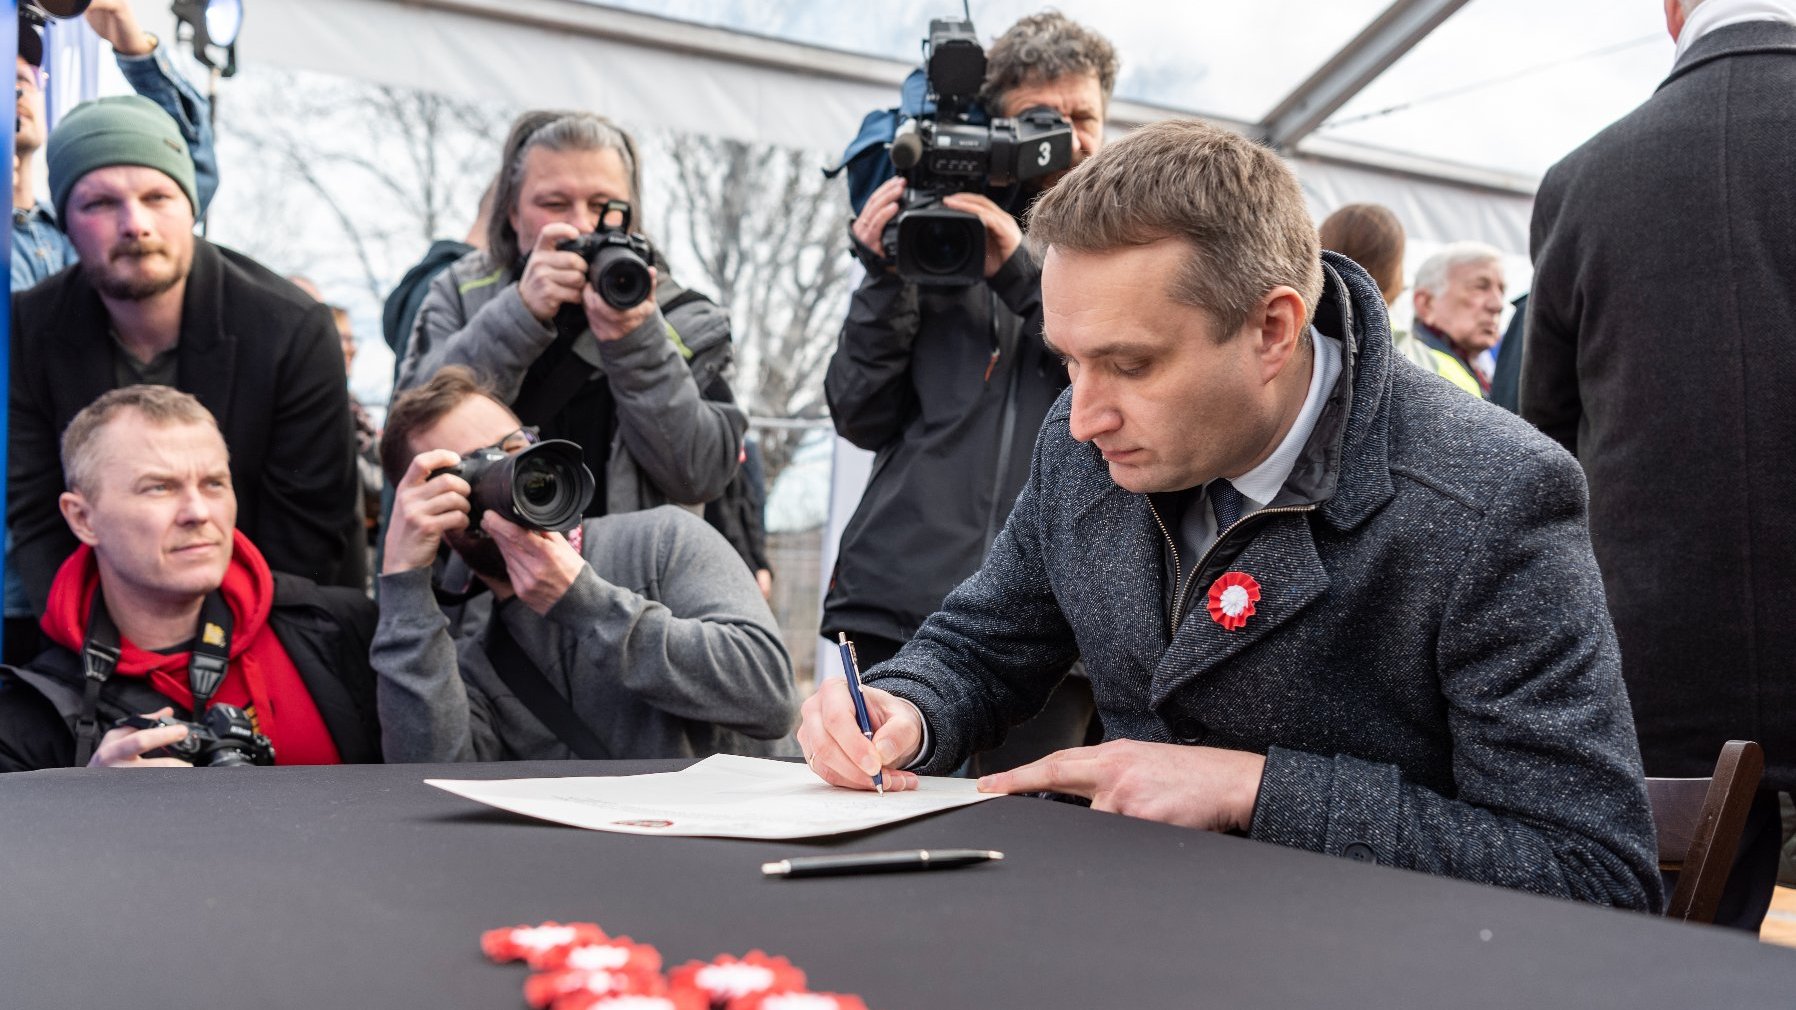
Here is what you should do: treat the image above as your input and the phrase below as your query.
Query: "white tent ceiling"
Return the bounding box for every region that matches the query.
[227,0,1559,255]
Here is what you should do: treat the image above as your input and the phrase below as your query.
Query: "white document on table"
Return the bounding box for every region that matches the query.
[425,754,999,840]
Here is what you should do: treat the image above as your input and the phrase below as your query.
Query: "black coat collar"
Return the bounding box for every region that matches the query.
[1661,18,1796,91]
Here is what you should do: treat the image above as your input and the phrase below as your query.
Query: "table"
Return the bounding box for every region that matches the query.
[2,761,1793,1008]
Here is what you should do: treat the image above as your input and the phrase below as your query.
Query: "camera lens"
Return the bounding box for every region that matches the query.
[592,246,652,309]
[204,747,259,768]
[494,441,596,532]
[518,464,562,510]
[912,217,979,279]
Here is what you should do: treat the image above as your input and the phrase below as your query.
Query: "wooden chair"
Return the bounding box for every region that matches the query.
[1647,739,1765,924]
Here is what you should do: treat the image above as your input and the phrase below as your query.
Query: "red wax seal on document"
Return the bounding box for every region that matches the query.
[1206,572,1261,631]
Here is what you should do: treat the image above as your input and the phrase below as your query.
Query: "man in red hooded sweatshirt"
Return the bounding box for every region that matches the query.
[0,386,381,770]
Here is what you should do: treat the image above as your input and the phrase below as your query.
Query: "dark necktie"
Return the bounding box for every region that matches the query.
[1210,479,1243,534]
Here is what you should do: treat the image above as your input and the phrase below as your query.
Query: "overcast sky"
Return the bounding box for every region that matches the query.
[589,0,1679,179]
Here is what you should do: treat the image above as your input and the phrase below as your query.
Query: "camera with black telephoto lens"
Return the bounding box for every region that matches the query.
[430,439,596,534]
[119,704,275,767]
[556,200,657,309]
[883,17,1076,285]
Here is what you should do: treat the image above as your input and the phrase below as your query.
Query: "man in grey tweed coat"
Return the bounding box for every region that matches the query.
[798,119,1660,910]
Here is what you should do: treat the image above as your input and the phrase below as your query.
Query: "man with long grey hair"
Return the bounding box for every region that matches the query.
[397,110,743,533]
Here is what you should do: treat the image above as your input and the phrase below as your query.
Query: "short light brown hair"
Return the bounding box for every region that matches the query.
[61,385,221,496]
[982,11,1120,108]
[380,366,515,485]
[1028,118,1325,339]
[1318,203,1405,305]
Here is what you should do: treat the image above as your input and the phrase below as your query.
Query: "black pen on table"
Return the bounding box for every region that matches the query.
[763,848,1003,879]
[836,632,884,795]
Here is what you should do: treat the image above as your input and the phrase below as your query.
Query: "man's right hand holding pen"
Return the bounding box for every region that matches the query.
[796,680,924,793]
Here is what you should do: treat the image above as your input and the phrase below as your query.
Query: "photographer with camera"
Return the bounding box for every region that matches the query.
[822,12,1116,764]
[0,388,382,771]
[373,367,796,763]
[395,110,743,524]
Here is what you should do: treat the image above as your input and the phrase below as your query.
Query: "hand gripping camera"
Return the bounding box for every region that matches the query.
[884,17,1076,285]
[431,439,597,534]
[556,200,657,310]
[120,704,276,767]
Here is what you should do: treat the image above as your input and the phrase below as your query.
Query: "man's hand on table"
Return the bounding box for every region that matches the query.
[977,740,1266,833]
[795,678,922,792]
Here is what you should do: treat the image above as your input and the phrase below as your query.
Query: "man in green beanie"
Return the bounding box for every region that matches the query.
[12,0,218,292]
[7,96,362,613]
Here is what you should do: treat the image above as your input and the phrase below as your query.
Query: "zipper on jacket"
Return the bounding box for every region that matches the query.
[1144,497,1184,627]
[1147,499,1320,632]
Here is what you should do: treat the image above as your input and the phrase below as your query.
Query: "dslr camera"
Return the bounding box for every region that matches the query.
[884,17,1075,285]
[556,200,657,310]
[120,704,276,767]
[431,439,596,534]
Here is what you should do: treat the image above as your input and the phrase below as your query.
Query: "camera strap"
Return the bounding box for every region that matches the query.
[74,589,234,766]
[484,604,611,760]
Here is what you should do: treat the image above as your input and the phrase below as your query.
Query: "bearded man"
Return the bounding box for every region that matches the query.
[9,96,359,613]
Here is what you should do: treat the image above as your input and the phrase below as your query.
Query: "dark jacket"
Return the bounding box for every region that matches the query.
[0,573,382,771]
[1522,21,1796,790]
[382,238,474,362]
[871,253,1660,909]
[706,438,771,575]
[822,246,1066,644]
[9,240,359,611]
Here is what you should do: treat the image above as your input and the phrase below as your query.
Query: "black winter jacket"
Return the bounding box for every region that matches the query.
[0,573,382,771]
[822,246,1066,644]
[9,240,360,610]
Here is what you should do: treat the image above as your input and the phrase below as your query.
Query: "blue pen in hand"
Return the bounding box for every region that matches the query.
[837,633,885,795]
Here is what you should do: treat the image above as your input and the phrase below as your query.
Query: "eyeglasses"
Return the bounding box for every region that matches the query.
[473,426,539,456]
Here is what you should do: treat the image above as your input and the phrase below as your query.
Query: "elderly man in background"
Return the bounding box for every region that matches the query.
[1315,203,1479,397]
[1410,243,1506,396]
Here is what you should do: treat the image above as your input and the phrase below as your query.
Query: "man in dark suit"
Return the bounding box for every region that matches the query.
[1522,0,1796,930]
[9,96,358,612]
[797,119,1660,908]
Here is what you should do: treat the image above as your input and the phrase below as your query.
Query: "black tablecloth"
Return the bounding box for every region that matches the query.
[2,761,1793,1008]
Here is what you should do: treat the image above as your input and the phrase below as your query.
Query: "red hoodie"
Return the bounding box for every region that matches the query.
[40,530,341,765]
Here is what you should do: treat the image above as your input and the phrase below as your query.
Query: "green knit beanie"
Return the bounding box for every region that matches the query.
[47,95,198,229]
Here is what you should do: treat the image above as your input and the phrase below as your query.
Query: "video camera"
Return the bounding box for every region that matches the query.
[120,704,275,767]
[884,17,1075,285]
[556,200,657,310]
[431,438,596,534]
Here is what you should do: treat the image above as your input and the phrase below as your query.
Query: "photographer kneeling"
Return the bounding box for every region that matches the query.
[0,387,381,771]
[373,368,796,762]
[396,109,742,520]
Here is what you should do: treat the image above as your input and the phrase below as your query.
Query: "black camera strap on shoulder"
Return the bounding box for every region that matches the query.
[484,604,611,760]
[73,589,234,766]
